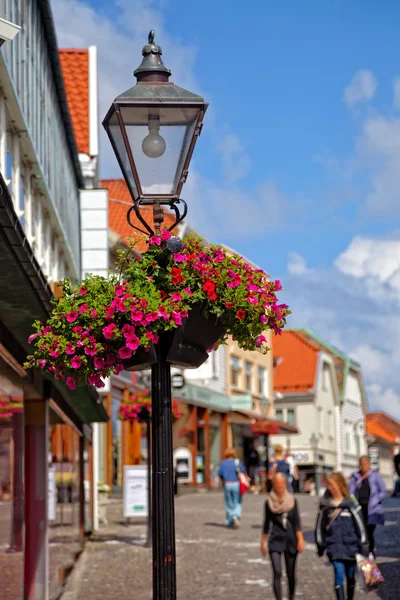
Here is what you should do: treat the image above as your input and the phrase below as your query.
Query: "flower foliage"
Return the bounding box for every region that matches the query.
[0,395,23,421]
[25,231,290,389]
[250,420,280,436]
[118,389,183,422]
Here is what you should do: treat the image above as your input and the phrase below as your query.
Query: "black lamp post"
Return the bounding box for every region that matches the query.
[103,31,207,600]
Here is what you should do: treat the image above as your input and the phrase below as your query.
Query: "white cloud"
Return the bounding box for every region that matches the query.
[366,384,400,415]
[217,133,250,183]
[394,77,400,110]
[287,252,311,276]
[343,70,377,107]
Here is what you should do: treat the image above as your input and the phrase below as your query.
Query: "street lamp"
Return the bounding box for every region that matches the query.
[310,433,321,495]
[103,31,207,600]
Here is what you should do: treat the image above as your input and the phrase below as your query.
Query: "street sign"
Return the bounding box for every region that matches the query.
[368,445,380,471]
[171,372,186,390]
[123,465,148,518]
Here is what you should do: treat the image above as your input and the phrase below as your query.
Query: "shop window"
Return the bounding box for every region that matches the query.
[258,366,266,395]
[245,361,252,392]
[275,408,283,421]
[230,356,241,388]
[287,409,296,426]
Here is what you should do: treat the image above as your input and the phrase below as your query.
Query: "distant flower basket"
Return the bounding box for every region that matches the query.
[118,389,183,423]
[250,420,280,436]
[25,231,290,388]
[0,395,23,421]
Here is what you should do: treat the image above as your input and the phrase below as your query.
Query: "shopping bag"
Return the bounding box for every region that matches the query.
[235,459,250,495]
[356,553,384,589]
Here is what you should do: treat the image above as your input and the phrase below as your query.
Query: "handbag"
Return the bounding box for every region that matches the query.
[235,459,250,495]
[356,554,384,588]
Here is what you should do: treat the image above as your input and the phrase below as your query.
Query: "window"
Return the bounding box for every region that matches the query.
[275,408,283,421]
[230,356,241,387]
[287,409,296,426]
[245,361,252,392]
[322,364,329,391]
[258,366,266,395]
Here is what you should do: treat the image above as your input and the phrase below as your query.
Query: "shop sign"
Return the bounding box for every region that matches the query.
[230,393,253,411]
[293,452,310,463]
[123,465,148,518]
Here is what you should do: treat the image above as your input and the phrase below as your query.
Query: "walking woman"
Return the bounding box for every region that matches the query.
[261,473,304,600]
[349,456,386,557]
[315,472,367,600]
[218,448,246,528]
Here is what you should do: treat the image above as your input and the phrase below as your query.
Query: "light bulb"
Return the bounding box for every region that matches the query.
[142,115,166,159]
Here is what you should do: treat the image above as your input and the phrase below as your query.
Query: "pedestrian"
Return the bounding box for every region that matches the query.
[349,455,386,557]
[261,473,304,600]
[267,444,291,492]
[285,450,296,491]
[315,472,367,600]
[246,443,260,492]
[218,448,246,529]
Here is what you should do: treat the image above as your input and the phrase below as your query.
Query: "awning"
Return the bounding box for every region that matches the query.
[0,174,107,423]
[232,410,299,435]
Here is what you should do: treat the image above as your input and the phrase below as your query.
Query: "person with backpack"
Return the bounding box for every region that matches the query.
[349,455,386,557]
[261,473,304,600]
[267,445,291,492]
[315,472,367,600]
[218,448,246,529]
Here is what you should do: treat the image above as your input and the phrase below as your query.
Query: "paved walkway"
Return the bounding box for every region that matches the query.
[62,493,400,600]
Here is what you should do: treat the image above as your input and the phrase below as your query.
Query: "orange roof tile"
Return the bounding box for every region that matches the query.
[366,412,400,445]
[273,330,320,393]
[59,49,89,155]
[101,179,176,253]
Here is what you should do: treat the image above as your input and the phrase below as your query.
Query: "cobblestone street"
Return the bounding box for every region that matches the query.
[62,493,400,600]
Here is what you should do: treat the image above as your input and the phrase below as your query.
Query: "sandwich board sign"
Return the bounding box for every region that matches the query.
[123,465,148,518]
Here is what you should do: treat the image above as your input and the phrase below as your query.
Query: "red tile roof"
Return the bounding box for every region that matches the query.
[101,179,176,253]
[273,330,320,393]
[366,412,400,445]
[59,49,89,155]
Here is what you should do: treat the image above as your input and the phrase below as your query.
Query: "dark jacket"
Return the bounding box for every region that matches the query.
[349,470,386,525]
[315,495,367,562]
[263,498,301,554]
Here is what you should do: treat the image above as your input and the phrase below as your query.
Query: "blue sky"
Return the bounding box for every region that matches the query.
[53,0,400,417]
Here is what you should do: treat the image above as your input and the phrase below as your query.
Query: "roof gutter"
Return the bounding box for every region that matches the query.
[37,0,84,189]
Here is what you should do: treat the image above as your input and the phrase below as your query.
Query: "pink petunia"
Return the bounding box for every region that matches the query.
[145,331,159,344]
[247,295,259,305]
[246,284,259,292]
[255,335,267,348]
[91,309,98,318]
[72,325,83,334]
[37,359,47,370]
[131,309,144,322]
[71,355,82,369]
[149,235,161,246]
[43,326,52,335]
[65,342,75,355]
[118,346,132,360]
[126,335,140,351]
[174,254,187,263]
[171,311,182,326]
[79,304,89,313]
[260,314,267,324]
[94,357,105,370]
[161,229,172,241]
[114,285,124,297]
[145,312,159,323]
[170,292,182,302]
[84,345,98,356]
[183,287,193,296]
[28,333,38,344]
[50,350,59,358]
[66,377,77,390]
[106,353,116,366]
[66,310,79,323]
[122,324,136,338]
[80,286,87,295]
[102,324,117,339]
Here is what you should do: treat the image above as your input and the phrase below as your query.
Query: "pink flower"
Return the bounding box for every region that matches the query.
[161,229,172,241]
[37,359,47,370]
[183,287,193,296]
[157,306,169,321]
[50,350,59,358]
[255,335,267,348]
[170,292,182,302]
[174,254,187,263]
[260,314,267,324]
[28,333,38,344]
[84,345,98,356]
[246,284,259,292]
[231,258,240,266]
[65,343,75,355]
[102,324,117,339]
[274,280,283,291]
[149,235,161,246]
[227,280,240,289]
[118,346,132,360]
[94,357,105,370]
[171,311,182,326]
[247,295,259,305]
[114,285,124,297]
[88,373,105,388]
[145,312,159,323]
[67,310,79,323]
[79,304,89,313]
[71,355,82,369]
[126,335,140,351]
[91,309,98,318]
[43,326,52,335]
[72,325,83,334]
[113,363,124,376]
[66,377,77,390]
[106,353,116,366]
[104,305,115,319]
[122,324,136,338]
[131,309,144,322]
[145,331,159,344]
[80,286,87,295]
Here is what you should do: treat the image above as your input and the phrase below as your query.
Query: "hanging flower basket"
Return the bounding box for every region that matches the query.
[0,395,23,422]
[25,231,290,389]
[118,389,183,422]
[250,420,280,436]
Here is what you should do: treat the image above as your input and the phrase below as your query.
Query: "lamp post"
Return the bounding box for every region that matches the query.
[310,433,321,495]
[103,31,207,600]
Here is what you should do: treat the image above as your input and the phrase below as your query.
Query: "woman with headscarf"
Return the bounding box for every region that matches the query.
[261,473,304,600]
